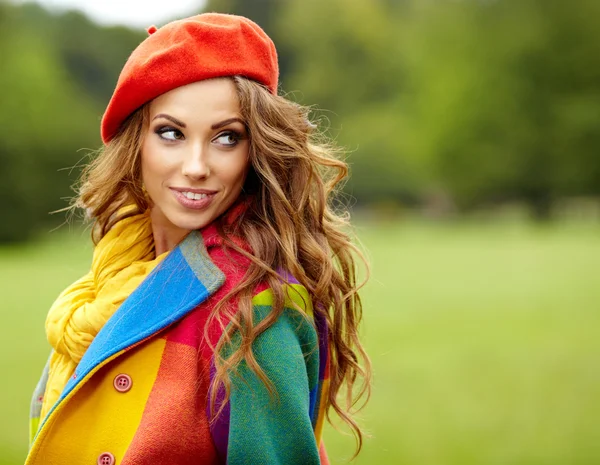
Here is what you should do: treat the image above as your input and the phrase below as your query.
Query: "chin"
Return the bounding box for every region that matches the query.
[168,210,216,232]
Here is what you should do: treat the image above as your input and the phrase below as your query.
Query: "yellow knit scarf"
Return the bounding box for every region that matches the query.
[41,210,167,420]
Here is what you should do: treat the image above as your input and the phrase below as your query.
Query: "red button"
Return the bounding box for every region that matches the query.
[113,374,132,393]
[97,452,115,465]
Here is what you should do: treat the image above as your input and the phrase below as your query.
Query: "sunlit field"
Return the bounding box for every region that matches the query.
[1,219,599,465]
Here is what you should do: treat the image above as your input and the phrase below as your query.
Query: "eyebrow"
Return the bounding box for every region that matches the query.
[153,113,186,127]
[211,117,246,130]
[152,114,246,130]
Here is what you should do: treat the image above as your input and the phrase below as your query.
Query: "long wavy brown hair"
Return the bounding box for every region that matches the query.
[73,76,371,454]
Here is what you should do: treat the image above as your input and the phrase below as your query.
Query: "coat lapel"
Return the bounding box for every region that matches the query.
[46,230,225,422]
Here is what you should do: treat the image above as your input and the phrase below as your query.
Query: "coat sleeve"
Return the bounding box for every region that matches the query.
[223,286,324,465]
[29,353,52,447]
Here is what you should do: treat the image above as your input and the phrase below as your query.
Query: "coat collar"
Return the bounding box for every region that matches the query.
[51,229,225,413]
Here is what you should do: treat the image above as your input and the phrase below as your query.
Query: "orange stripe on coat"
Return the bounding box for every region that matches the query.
[122,340,218,464]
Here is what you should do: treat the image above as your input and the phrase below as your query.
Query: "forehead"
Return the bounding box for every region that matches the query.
[148,78,241,121]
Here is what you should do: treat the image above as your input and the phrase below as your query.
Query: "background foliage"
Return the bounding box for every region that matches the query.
[1,0,599,242]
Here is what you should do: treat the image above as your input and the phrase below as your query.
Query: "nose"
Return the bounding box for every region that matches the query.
[181,141,210,180]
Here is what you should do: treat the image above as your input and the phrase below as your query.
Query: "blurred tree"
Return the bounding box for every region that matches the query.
[54,10,145,102]
[276,0,416,204]
[0,3,143,242]
[274,0,600,217]
[398,0,600,218]
[517,0,600,215]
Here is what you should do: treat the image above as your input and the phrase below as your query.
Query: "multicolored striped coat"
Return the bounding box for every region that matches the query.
[26,223,330,464]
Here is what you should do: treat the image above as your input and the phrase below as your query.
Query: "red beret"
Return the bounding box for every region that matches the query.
[101,13,279,144]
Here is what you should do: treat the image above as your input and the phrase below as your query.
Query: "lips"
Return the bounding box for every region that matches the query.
[170,187,218,195]
[170,187,217,210]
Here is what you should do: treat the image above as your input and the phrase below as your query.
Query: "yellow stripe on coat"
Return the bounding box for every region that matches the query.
[26,337,166,465]
[252,284,314,318]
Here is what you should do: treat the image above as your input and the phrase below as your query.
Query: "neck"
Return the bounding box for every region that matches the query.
[149,208,189,256]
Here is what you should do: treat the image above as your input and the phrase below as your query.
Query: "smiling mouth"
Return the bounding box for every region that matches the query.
[171,188,217,210]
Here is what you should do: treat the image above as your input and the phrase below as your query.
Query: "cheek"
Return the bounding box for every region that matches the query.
[141,140,173,190]
[224,153,250,192]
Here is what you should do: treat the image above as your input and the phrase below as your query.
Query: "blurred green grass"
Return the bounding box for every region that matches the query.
[1,220,599,464]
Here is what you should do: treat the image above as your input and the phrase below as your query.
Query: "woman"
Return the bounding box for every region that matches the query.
[26,13,370,465]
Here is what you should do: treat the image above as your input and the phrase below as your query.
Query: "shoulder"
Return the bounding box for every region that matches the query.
[219,279,325,465]
[199,218,319,344]
[220,279,318,352]
[252,279,314,317]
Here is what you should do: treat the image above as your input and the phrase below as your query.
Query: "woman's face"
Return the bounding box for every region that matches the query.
[141,78,250,243]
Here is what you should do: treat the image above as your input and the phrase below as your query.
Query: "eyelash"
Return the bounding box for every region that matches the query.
[154,126,243,147]
[155,126,183,141]
[215,130,243,147]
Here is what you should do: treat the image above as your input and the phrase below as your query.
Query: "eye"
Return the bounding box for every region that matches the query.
[155,126,184,141]
[214,130,242,147]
